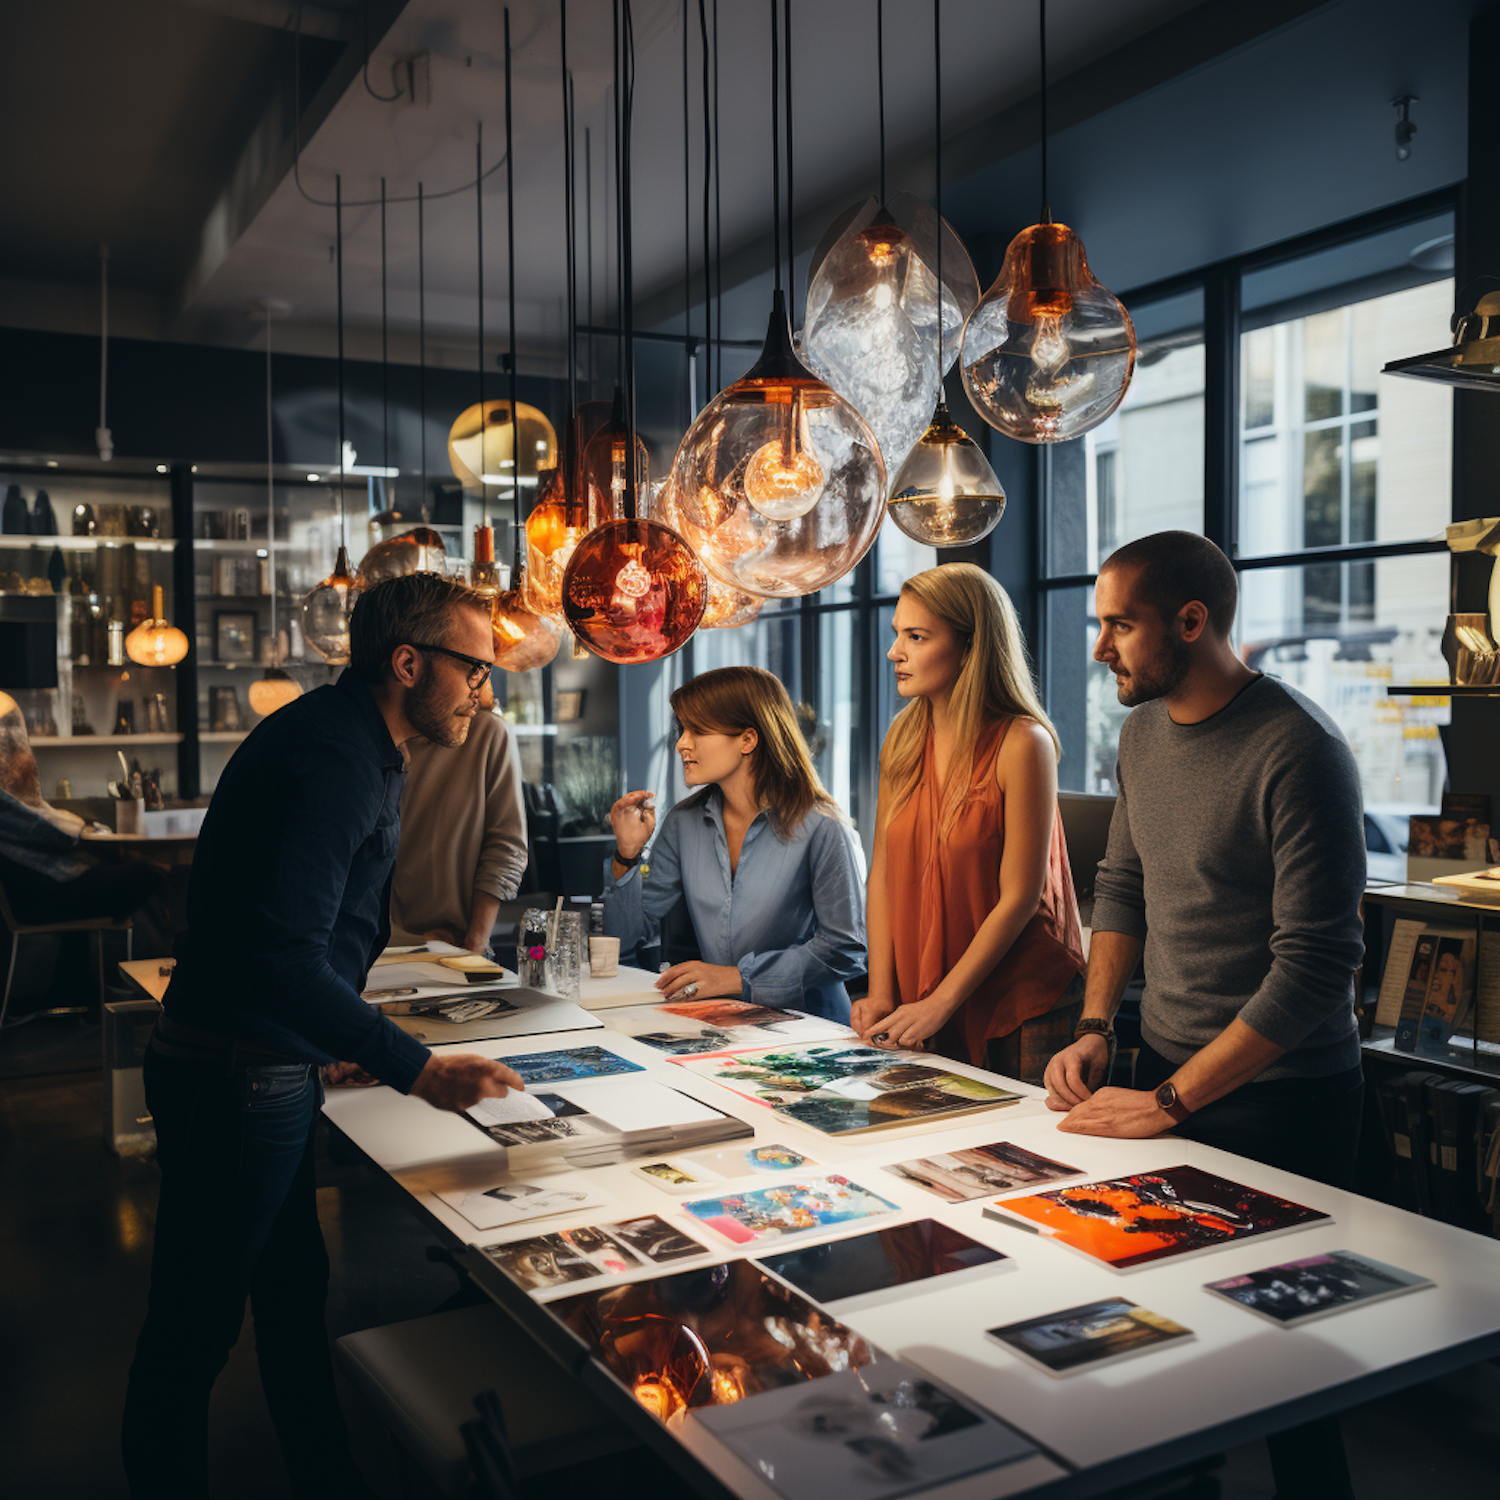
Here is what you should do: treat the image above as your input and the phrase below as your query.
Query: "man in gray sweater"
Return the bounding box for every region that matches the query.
[1044,531,1366,1189]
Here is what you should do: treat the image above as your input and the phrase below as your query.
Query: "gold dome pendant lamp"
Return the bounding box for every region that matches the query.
[961,0,1135,444]
[124,584,190,668]
[670,0,884,599]
[492,7,563,673]
[561,0,705,664]
[888,0,1005,547]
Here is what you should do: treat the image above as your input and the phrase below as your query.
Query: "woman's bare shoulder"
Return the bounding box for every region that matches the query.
[994,716,1055,782]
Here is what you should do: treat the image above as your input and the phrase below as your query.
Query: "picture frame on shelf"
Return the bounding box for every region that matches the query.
[556,689,585,723]
[214,610,257,664]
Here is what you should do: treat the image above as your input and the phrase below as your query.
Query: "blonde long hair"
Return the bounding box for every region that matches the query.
[879,563,1059,837]
[671,666,838,838]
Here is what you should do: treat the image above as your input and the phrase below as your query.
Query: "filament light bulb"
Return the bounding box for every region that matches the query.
[743,400,826,522]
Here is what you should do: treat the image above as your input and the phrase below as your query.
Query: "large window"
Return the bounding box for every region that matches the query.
[1042,201,1455,809]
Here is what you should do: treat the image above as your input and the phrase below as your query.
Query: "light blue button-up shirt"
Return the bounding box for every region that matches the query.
[602,788,867,1021]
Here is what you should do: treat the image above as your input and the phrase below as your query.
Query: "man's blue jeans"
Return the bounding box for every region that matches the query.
[121,1041,358,1498]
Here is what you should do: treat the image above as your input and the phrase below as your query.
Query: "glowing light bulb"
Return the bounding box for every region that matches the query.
[743,402,826,522]
[124,585,190,667]
[612,557,653,604]
[887,401,1006,547]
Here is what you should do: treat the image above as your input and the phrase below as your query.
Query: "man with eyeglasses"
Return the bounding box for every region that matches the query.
[123,573,522,1499]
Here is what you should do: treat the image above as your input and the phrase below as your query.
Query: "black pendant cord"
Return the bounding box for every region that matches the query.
[712,0,722,389]
[380,177,389,478]
[476,123,487,523]
[682,0,691,358]
[769,0,781,296]
[783,0,795,319]
[697,0,712,389]
[504,6,522,569]
[935,0,944,378]
[613,0,624,390]
[418,181,427,511]
[620,0,639,521]
[585,125,594,396]
[1039,0,1049,220]
[561,2,580,506]
[877,0,886,205]
[335,172,346,549]
[567,71,580,417]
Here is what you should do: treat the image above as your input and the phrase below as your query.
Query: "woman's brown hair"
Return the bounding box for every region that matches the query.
[670,666,839,838]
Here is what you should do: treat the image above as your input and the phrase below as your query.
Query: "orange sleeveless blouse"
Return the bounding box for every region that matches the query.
[885,720,1085,1067]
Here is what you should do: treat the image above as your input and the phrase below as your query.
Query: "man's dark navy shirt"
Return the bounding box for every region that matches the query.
[167,670,430,1091]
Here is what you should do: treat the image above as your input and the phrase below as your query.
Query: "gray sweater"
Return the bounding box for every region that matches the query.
[1091,675,1365,1080]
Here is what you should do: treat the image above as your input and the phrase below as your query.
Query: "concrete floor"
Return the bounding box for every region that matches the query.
[2,1063,1497,1500]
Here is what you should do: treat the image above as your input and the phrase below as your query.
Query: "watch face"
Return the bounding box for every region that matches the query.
[1155,1082,1177,1109]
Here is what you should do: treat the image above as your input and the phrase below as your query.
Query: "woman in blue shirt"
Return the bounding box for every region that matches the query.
[604,665,866,1022]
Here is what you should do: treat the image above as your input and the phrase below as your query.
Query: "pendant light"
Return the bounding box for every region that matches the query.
[492,6,564,673]
[561,0,706,663]
[961,0,1135,444]
[800,1,979,489]
[653,475,762,629]
[888,0,1005,548]
[125,584,189,667]
[248,303,303,715]
[670,0,884,599]
[579,385,648,525]
[302,175,359,663]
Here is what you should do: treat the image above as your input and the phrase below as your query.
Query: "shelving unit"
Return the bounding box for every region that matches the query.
[30,733,184,748]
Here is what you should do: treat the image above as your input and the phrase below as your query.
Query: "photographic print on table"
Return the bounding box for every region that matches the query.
[987,1298,1193,1376]
[550,1259,874,1424]
[683,1174,900,1246]
[693,1360,1036,1500]
[436,1179,614,1232]
[673,1042,1021,1137]
[1204,1251,1433,1327]
[632,1158,723,1193]
[885,1142,1082,1203]
[985,1165,1329,1271]
[483,1214,709,1293]
[758,1219,1008,1305]
[499,1046,644,1084]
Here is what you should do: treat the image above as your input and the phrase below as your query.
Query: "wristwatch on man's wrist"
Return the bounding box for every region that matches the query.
[1155,1079,1192,1124]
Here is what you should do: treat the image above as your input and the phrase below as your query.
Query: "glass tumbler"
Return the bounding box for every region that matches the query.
[518,909,549,989]
[547,911,583,1002]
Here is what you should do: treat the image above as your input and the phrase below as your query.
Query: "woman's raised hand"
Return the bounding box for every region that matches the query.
[610,789,656,860]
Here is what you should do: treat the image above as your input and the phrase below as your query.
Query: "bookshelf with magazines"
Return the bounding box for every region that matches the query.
[1358,882,1500,1239]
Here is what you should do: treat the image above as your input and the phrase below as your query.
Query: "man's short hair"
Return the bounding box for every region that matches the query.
[1101,531,1238,638]
[348,573,491,684]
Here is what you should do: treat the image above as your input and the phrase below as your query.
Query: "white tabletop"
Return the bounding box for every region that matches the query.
[322,966,1500,1499]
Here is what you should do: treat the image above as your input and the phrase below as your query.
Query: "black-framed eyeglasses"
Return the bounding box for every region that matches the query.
[407,642,494,689]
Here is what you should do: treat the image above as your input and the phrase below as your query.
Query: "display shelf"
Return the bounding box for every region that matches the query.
[1363,1026,1500,1083]
[1363,881,1500,914]
[199,731,249,743]
[505,722,558,737]
[0,534,176,552]
[1386,684,1499,696]
[193,538,274,551]
[29,733,184,748]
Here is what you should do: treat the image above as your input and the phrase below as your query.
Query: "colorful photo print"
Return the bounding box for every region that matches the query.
[759,1219,1007,1304]
[745,1142,815,1171]
[627,1028,737,1056]
[660,999,796,1028]
[684,1175,900,1246]
[675,1043,1020,1136]
[988,1298,1193,1375]
[989,1165,1328,1271]
[483,1214,708,1293]
[551,1259,874,1423]
[885,1142,1082,1202]
[499,1046,644,1084]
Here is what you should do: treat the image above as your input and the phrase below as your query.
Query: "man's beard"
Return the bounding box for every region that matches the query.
[408,674,473,747]
[1115,634,1191,707]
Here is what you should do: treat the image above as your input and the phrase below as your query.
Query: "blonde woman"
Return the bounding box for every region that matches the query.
[854,563,1084,1073]
[604,666,866,1021]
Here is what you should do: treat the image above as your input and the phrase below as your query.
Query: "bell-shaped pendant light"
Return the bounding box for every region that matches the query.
[671,291,886,598]
[523,465,589,621]
[448,399,558,491]
[302,544,359,665]
[356,526,448,589]
[888,400,1006,546]
[247,667,302,717]
[561,513,706,664]
[961,219,1136,443]
[580,388,649,524]
[469,522,503,599]
[802,194,978,488]
[124,584,189,667]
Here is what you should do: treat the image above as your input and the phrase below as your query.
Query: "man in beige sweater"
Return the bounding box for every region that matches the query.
[390,679,528,952]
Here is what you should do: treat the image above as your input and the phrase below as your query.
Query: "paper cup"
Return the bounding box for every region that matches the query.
[115,798,144,835]
[589,936,621,978]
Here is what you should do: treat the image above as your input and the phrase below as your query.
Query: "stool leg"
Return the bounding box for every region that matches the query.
[95,929,105,1012]
[0,933,18,1031]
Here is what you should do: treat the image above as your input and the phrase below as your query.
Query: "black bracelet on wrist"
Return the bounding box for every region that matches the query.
[614,846,642,869]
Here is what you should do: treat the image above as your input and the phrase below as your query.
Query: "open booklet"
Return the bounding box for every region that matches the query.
[461,1076,752,1167]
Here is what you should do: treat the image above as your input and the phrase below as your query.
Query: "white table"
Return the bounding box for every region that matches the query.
[322,966,1500,1500]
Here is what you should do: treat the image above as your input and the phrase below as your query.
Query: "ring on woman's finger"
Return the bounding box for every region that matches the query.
[680,982,699,999]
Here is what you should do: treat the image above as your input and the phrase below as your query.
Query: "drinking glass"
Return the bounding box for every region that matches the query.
[548,911,583,1002]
